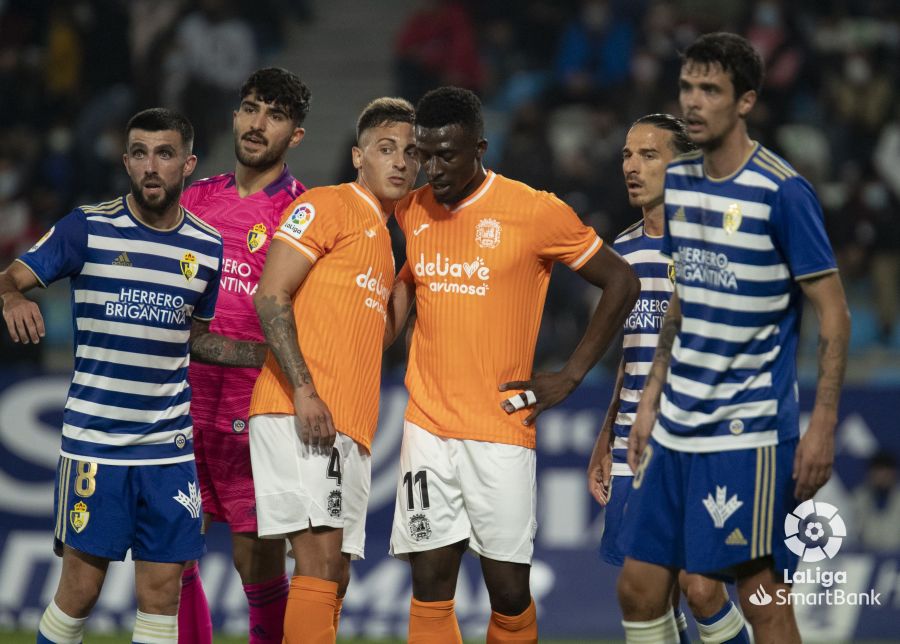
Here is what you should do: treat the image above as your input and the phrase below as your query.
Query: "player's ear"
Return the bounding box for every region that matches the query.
[289,127,305,148]
[475,138,488,161]
[351,145,363,170]
[737,89,757,118]
[183,153,198,178]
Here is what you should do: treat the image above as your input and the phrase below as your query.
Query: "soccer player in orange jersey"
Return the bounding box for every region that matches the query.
[249,97,419,644]
[385,86,640,644]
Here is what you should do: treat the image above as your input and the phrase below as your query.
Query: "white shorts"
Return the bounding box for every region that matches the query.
[249,414,371,559]
[389,421,537,564]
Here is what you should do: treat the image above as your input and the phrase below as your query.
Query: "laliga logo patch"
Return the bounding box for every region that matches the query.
[180,252,198,281]
[29,226,55,253]
[784,500,846,562]
[70,501,90,533]
[280,202,316,240]
[475,218,501,248]
[247,222,268,253]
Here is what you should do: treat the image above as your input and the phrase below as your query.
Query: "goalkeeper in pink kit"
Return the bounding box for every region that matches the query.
[179,67,310,643]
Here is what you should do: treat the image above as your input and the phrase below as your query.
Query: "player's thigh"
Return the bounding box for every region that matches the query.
[134,559,186,614]
[54,545,110,617]
[53,456,133,561]
[133,461,205,563]
[599,474,634,567]
[617,438,687,571]
[390,421,468,557]
[201,428,257,532]
[684,439,799,578]
[250,414,355,539]
[459,439,536,564]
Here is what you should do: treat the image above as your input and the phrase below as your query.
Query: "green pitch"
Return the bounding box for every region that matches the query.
[1,633,625,644]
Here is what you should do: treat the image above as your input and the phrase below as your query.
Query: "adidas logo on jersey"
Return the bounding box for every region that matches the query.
[112,252,132,267]
[726,528,748,546]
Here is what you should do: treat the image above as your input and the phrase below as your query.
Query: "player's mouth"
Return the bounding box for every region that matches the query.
[430,182,450,195]
[242,134,267,148]
[388,176,407,187]
[626,180,643,191]
[685,115,705,131]
[142,181,163,194]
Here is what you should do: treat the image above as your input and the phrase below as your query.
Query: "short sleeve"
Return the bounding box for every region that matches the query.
[535,193,602,269]
[272,190,343,263]
[769,177,837,280]
[193,243,223,321]
[16,210,88,287]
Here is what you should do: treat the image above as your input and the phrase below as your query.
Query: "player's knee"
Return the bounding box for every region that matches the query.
[618,568,669,619]
[410,562,457,601]
[336,561,351,598]
[135,574,181,614]
[682,577,727,619]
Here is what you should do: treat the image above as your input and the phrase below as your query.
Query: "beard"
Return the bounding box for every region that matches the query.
[130,177,181,214]
[234,131,292,170]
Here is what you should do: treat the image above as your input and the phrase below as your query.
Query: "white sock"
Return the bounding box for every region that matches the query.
[697,601,747,644]
[38,600,88,644]
[132,610,178,643]
[675,608,689,634]
[623,606,681,643]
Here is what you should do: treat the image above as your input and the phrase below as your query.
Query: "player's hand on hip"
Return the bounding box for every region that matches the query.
[792,419,835,501]
[627,406,655,473]
[499,371,578,426]
[1,292,45,344]
[293,387,338,453]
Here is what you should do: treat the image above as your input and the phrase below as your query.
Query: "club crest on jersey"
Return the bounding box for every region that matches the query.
[475,218,501,248]
[280,202,315,240]
[247,223,268,253]
[409,513,432,541]
[723,203,742,235]
[180,252,198,281]
[29,226,55,253]
[70,501,90,533]
[327,490,342,518]
[667,262,676,283]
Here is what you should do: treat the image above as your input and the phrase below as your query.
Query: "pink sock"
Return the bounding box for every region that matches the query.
[178,562,213,644]
[245,573,289,643]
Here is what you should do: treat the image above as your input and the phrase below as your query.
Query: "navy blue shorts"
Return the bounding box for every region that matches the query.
[599,475,633,566]
[53,456,205,562]
[619,437,800,580]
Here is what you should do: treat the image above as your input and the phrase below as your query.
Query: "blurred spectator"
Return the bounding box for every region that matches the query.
[553,0,635,104]
[850,451,900,552]
[394,0,485,103]
[162,0,257,155]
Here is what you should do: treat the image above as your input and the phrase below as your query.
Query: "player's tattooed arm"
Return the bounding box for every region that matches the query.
[793,272,850,500]
[254,294,313,388]
[189,319,267,368]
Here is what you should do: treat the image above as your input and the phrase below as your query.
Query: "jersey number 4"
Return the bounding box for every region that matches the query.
[326,448,342,486]
[402,470,430,511]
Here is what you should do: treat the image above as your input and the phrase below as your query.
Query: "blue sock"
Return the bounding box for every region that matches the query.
[695,600,750,643]
[674,607,692,644]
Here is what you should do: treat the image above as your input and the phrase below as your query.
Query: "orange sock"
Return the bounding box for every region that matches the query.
[283,575,338,644]
[486,598,537,643]
[333,596,343,634]
[408,597,463,644]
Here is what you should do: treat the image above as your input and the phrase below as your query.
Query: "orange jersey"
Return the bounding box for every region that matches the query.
[249,182,394,451]
[396,171,602,448]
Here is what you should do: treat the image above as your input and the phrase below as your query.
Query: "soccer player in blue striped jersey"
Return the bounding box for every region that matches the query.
[617,34,851,644]
[0,108,239,644]
[589,114,750,644]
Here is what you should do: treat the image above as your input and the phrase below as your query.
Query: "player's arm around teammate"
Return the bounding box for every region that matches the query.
[500,244,640,424]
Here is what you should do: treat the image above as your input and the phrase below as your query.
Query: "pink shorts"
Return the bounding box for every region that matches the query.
[194,422,258,533]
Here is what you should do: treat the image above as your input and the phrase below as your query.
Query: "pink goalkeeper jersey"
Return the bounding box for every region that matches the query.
[182,165,305,433]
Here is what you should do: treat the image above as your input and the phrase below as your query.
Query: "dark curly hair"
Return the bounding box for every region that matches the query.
[240,67,312,126]
[126,108,194,152]
[631,113,696,155]
[682,32,764,98]
[356,97,415,142]
[415,86,484,139]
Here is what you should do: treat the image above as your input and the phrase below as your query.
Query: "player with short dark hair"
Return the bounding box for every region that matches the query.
[0,108,223,644]
[250,96,418,642]
[617,32,850,643]
[176,67,310,644]
[589,113,752,643]
[385,86,639,643]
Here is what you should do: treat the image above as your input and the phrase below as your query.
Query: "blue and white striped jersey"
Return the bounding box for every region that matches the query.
[17,196,223,465]
[655,144,837,453]
[611,219,674,474]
